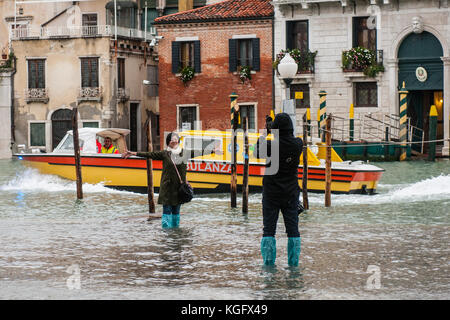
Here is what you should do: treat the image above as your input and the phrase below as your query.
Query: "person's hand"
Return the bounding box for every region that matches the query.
[122,150,136,159]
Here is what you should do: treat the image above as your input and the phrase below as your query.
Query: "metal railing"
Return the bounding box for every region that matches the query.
[24,88,49,103]
[11,25,156,41]
[77,87,102,102]
[303,112,424,154]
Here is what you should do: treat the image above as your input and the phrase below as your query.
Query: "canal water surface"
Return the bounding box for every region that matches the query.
[0,159,449,299]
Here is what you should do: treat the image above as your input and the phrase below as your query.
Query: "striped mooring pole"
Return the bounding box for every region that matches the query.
[319,90,327,142]
[306,107,311,137]
[428,104,438,161]
[349,103,354,141]
[399,82,408,161]
[230,92,239,208]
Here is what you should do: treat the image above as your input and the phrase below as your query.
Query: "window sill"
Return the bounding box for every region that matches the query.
[26,98,49,104]
[343,71,381,81]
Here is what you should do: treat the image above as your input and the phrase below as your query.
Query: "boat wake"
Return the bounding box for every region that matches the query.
[0,168,136,195]
[314,174,450,206]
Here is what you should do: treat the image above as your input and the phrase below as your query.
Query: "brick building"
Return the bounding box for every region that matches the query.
[153,0,274,147]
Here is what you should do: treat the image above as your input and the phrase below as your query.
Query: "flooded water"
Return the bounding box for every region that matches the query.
[0,159,449,300]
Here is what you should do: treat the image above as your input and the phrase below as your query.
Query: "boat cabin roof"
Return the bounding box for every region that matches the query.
[54,128,130,154]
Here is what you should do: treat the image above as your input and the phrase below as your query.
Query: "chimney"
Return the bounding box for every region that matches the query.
[178,0,194,12]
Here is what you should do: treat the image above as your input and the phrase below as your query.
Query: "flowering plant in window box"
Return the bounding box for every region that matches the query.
[238,65,252,84]
[273,48,317,73]
[179,66,195,85]
[342,47,384,77]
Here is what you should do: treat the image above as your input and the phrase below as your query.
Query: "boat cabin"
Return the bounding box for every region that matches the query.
[53,128,130,154]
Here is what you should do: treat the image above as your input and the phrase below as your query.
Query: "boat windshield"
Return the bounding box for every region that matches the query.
[57,135,84,152]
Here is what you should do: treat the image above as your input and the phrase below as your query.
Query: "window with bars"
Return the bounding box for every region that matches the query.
[179,106,197,131]
[290,84,310,109]
[286,20,308,51]
[353,17,377,51]
[355,82,378,108]
[237,105,256,131]
[229,38,260,72]
[80,57,99,88]
[28,59,45,89]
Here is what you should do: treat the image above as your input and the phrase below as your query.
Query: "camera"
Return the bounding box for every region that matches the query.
[265,115,273,134]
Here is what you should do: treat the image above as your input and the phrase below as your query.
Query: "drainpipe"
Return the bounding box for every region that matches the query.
[10,55,17,146]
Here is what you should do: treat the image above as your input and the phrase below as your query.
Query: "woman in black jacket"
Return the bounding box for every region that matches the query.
[123,132,187,228]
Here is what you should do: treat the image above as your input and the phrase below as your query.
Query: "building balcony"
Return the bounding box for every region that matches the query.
[10,25,156,41]
[25,88,49,103]
[117,87,130,102]
[77,87,102,103]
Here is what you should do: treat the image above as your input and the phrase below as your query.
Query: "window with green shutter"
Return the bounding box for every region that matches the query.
[172,41,201,73]
[229,38,260,72]
[30,122,46,147]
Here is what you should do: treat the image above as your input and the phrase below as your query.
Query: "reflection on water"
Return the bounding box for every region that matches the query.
[0,159,449,299]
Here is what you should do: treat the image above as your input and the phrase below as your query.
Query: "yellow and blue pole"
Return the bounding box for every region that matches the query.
[398,82,408,161]
[428,104,438,161]
[316,107,321,138]
[306,106,311,137]
[349,103,354,141]
[319,90,327,142]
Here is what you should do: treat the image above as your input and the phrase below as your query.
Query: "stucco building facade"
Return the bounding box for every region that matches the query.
[1,0,160,156]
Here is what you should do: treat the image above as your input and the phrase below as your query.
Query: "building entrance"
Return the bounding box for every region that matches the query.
[398,31,444,155]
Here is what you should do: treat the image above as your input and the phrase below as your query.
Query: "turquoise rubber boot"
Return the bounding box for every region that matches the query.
[287,237,301,267]
[161,214,173,229]
[261,237,276,266]
[171,214,180,228]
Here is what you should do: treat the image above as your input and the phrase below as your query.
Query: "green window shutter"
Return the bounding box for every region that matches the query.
[286,21,293,50]
[30,122,46,146]
[252,38,260,71]
[172,41,180,73]
[194,40,201,73]
[229,39,237,72]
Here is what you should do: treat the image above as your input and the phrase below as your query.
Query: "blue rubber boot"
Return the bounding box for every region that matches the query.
[287,237,301,267]
[161,214,173,229]
[171,214,180,228]
[261,237,276,266]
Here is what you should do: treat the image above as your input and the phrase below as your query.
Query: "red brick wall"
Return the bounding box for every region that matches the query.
[156,20,273,147]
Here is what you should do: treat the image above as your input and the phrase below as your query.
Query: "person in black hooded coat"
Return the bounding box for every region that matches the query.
[254,112,303,267]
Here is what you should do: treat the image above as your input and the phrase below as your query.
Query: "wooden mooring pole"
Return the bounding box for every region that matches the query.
[230,93,239,208]
[325,115,332,207]
[242,117,249,214]
[72,107,83,200]
[146,119,155,214]
[302,112,309,210]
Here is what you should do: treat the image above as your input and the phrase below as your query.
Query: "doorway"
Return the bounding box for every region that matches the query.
[408,91,444,154]
[51,109,73,150]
